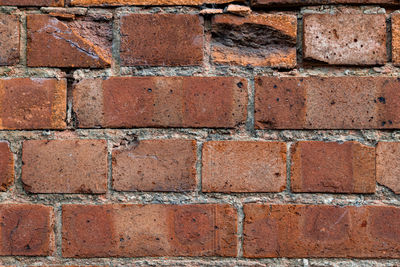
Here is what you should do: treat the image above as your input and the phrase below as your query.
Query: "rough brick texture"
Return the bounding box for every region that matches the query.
[73,77,247,128]
[211,14,297,68]
[0,14,19,66]
[112,139,197,192]
[303,14,386,65]
[62,204,237,257]
[21,140,107,194]
[0,78,66,130]
[72,0,243,5]
[244,204,400,258]
[376,142,400,194]
[0,0,63,6]
[392,14,400,65]
[252,0,399,6]
[255,76,400,129]
[0,142,13,191]
[202,141,287,192]
[0,204,54,256]
[120,14,203,66]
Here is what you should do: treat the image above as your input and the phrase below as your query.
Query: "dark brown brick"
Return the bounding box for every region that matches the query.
[73,77,247,128]
[255,76,400,129]
[0,14,19,66]
[202,141,287,192]
[291,141,376,193]
[120,14,203,66]
[21,140,107,194]
[244,204,400,258]
[0,0,63,6]
[112,139,197,192]
[0,78,66,130]
[0,142,13,191]
[62,204,237,257]
[0,204,54,256]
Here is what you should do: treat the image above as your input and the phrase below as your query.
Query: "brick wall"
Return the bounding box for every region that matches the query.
[0,0,400,266]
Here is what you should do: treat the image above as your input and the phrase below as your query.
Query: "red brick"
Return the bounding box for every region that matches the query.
[211,14,297,68]
[376,142,400,194]
[392,14,400,65]
[254,76,400,129]
[252,0,399,6]
[73,77,247,128]
[0,0,63,6]
[21,140,107,194]
[27,15,111,68]
[0,14,19,66]
[303,14,386,65]
[112,139,197,192]
[243,204,400,258]
[120,14,203,66]
[71,0,243,5]
[0,142,13,191]
[291,141,375,193]
[202,141,287,192]
[0,78,66,130]
[62,204,237,257]
[0,204,54,256]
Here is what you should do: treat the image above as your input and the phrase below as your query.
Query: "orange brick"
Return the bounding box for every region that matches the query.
[71,0,242,6]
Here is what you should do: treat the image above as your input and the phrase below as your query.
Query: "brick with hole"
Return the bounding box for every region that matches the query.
[376,142,400,194]
[303,13,386,65]
[0,78,66,130]
[120,14,203,66]
[243,204,400,258]
[0,14,19,66]
[291,141,376,193]
[0,142,13,191]
[211,14,297,68]
[392,14,400,66]
[254,76,400,129]
[21,140,107,194]
[0,0,63,5]
[27,14,112,68]
[0,204,54,256]
[71,0,244,5]
[112,139,197,192]
[62,204,237,257]
[202,141,287,192]
[73,76,247,128]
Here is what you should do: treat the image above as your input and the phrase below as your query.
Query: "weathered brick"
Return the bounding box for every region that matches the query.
[291,141,376,193]
[0,78,66,130]
[0,142,13,191]
[0,14,19,66]
[0,0,63,6]
[211,14,296,68]
[254,76,400,129]
[392,14,400,65]
[202,141,286,192]
[120,14,203,66]
[27,15,111,68]
[21,140,107,194]
[252,0,399,6]
[71,0,242,6]
[112,139,197,192]
[303,14,386,65]
[243,204,400,258]
[376,142,400,194]
[73,77,247,128]
[0,204,54,256]
[62,204,237,257]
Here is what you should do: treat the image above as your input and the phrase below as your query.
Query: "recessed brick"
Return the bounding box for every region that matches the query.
[0,78,66,130]
[71,0,243,6]
[303,13,386,65]
[254,76,400,129]
[0,204,54,256]
[211,14,296,68]
[62,204,237,257]
[112,139,197,192]
[202,141,287,192]
[0,0,63,6]
[377,142,400,194]
[0,14,19,66]
[243,204,400,258]
[252,0,399,6]
[120,14,203,66]
[27,15,111,68]
[21,140,107,194]
[73,76,247,128]
[291,141,376,193]
[0,142,13,191]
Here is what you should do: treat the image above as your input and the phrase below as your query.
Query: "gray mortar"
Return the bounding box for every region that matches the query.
[0,4,400,267]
